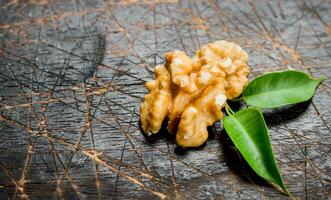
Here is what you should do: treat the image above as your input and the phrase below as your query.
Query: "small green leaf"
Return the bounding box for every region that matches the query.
[223,108,289,194]
[243,70,324,108]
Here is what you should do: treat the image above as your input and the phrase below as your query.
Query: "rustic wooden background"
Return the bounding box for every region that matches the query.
[0,0,330,199]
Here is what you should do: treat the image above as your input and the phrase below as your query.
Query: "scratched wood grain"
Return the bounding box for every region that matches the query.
[0,0,330,199]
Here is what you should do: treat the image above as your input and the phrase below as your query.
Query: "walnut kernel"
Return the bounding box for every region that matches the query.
[140,41,250,147]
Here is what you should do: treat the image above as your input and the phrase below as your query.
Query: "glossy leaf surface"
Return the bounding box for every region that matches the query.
[223,108,289,194]
[243,70,323,108]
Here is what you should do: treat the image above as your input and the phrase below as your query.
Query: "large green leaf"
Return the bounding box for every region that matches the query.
[243,70,323,108]
[223,108,289,194]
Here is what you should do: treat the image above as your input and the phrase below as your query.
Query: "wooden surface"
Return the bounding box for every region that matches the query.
[0,0,330,199]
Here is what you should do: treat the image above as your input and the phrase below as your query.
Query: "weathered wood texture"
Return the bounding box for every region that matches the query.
[0,0,330,199]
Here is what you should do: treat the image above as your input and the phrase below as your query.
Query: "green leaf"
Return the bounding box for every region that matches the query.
[223,108,289,194]
[243,70,324,108]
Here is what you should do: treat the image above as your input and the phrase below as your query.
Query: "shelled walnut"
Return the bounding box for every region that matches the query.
[140,41,250,147]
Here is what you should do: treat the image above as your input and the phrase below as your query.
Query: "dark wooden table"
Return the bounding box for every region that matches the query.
[0,0,330,199]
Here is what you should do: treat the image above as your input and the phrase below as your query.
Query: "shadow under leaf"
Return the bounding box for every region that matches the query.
[263,101,311,126]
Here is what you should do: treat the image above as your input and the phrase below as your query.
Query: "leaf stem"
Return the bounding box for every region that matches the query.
[225,104,235,116]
